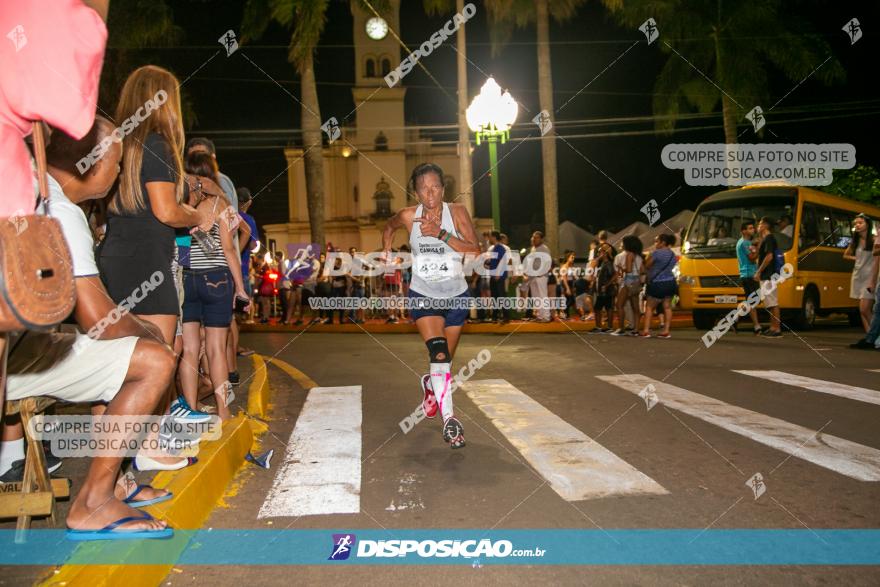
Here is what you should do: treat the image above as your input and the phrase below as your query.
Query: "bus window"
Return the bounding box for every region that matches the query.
[799,203,832,249]
[686,193,795,257]
[830,209,854,249]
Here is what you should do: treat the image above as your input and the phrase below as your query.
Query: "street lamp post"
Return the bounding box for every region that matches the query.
[466,77,517,230]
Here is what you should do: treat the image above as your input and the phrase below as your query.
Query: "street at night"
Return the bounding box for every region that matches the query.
[193,325,880,584]
[1,0,879,585]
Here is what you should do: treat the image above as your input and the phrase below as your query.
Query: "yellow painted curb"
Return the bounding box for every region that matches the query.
[41,414,254,587]
[246,353,269,419]
[264,357,317,390]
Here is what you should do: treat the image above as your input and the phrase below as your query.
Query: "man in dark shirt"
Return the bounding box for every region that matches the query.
[486,231,510,323]
[592,243,616,332]
[754,216,782,337]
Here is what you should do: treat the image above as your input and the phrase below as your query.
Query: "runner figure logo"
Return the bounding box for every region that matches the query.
[745,472,766,500]
[638,383,659,411]
[640,199,661,226]
[8,210,28,235]
[285,242,320,285]
[218,30,239,56]
[221,206,240,232]
[328,533,356,560]
[6,25,27,52]
[639,18,659,44]
[842,18,862,45]
[321,117,341,143]
[745,106,766,133]
[532,110,553,136]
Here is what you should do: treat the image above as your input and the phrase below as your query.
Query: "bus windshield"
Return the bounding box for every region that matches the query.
[685,194,796,258]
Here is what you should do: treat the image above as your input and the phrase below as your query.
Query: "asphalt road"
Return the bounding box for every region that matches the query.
[166,323,880,586]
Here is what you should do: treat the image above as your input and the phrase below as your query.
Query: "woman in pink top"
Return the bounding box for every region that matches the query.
[0,0,108,218]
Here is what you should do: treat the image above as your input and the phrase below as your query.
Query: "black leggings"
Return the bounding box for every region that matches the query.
[316,281,332,319]
[564,293,576,315]
[331,285,347,323]
[490,278,509,320]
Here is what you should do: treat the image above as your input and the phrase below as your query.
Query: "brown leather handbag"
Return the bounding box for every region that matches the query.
[0,122,76,331]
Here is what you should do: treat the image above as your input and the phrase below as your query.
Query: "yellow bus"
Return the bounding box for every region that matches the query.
[678,183,880,330]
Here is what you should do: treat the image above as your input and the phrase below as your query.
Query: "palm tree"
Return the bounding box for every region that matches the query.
[423,0,474,215]
[242,0,329,249]
[611,0,844,143]
[485,0,612,255]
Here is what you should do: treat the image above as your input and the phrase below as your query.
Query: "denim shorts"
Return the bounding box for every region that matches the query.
[408,289,470,327]
[646,280,677,301]
[182,267,234,327]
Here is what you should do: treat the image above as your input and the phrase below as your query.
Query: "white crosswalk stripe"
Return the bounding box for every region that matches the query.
[733,370,880,406]
[258,386,362,518]
[464,379,668,500]
[598,374,880,482]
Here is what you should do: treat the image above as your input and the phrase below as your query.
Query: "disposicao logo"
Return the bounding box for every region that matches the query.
[328,533,356,561]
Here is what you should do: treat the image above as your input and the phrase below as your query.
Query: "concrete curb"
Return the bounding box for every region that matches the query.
[247,353,270,420]
[41,367,273,586]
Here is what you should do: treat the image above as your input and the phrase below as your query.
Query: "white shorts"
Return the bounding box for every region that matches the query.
[760,281,779,308]
[6,331,138,404]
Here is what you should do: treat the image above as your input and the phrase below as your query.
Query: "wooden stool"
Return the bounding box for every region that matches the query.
[0,396,70,542]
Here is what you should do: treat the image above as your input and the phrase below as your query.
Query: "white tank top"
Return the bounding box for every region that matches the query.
[409,203,468,299]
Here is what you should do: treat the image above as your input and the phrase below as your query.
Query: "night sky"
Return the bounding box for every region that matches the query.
[107,0,880,248]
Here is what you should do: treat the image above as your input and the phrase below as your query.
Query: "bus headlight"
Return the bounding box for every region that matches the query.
[678,275,696,286]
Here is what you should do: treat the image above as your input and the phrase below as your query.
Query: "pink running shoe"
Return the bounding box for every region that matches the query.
[421,374,438,419]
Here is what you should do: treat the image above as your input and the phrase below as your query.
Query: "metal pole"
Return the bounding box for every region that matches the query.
[456,0,474,216]
[488,134,500,230]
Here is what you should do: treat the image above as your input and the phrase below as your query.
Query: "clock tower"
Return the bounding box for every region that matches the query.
[350,0,407,217]
[351,1,399,87]
[267,0,490,255]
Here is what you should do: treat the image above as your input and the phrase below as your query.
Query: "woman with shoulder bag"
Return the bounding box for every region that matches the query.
[177,152,250,420]
[640,233,678,339]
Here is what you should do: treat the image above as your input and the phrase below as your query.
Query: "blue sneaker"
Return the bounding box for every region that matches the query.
[169,396,212,423]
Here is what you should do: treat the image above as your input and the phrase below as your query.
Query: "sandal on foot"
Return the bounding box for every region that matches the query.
[66,512,172,541]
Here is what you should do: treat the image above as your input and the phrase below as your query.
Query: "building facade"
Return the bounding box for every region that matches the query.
[264,0,491,254]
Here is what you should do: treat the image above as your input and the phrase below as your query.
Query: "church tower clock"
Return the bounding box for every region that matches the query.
[350,0,407,217]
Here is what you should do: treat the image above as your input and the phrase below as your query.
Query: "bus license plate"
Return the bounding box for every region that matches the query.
[714,295,738,304]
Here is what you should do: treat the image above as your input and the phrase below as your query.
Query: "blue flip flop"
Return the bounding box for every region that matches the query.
[66,512,173,541]
[123,484,174,508]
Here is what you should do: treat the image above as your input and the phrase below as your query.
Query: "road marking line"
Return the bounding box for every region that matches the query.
[733,370,880,407]
[598,375,880,481]
[266,356,318,389]
[464,379,668,500]
[258,386,362,518]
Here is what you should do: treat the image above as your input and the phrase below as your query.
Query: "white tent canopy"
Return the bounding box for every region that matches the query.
[558,220,595,256]
[639,209,694,251]
[557,210,694,257]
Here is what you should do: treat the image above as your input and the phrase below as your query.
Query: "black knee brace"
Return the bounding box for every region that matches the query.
[426,337,450,363]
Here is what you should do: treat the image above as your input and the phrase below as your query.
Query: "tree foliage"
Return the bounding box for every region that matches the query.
[825,165,880,208]
[609,0,845,139]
